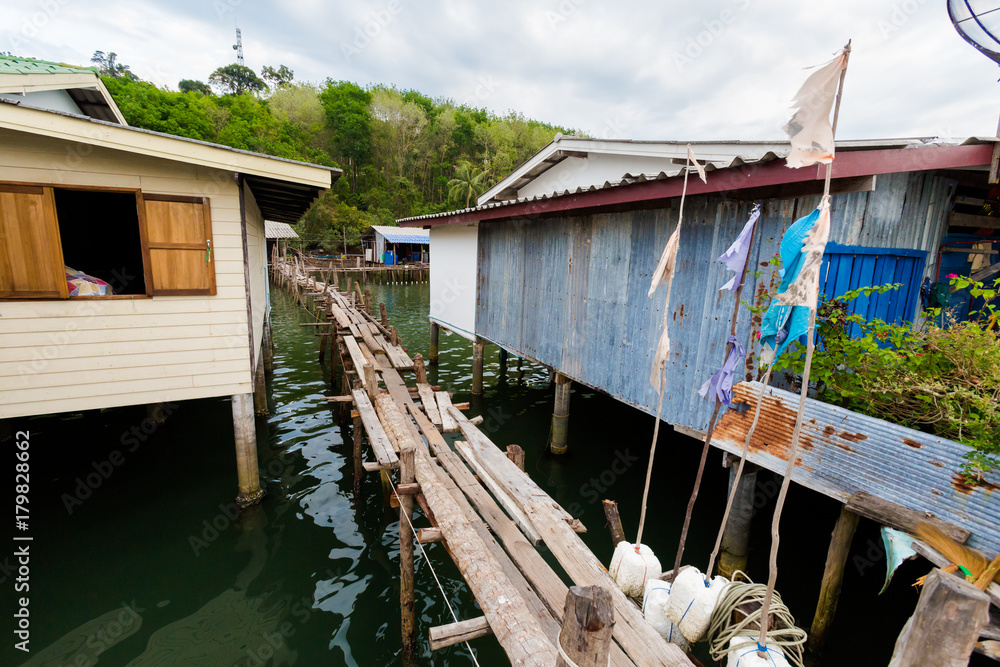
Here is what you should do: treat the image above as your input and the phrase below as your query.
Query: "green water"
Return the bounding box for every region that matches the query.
[4,279,983,666]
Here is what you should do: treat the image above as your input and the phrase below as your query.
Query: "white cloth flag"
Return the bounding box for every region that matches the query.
[687,145,707,184]
[784,50,847,169]
[648,225,680,392]
[775,196,831,307]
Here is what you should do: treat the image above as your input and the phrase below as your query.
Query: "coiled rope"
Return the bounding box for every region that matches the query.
[706,572,806,667]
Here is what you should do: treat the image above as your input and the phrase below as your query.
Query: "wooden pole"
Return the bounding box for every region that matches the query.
[718,461,759,579]
[889,568,990,666]
[352,378,364,494]
[808,505,861,653]
[471,337,485,396]
[390,325,399,347]
[262,325,274,373]
[380,302,388,328]
[550,372,571,455]
[363,363,378,404]
[429,322,439,366]
[364,290,372,315]
[602,500,626,548]
[413,354,428,384]
[399,444,417,654]
[556,586,615,667]
[232,393,264,507]
[253,359,268,416]
[505,444,525,471]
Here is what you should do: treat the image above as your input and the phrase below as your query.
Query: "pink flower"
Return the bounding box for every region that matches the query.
[946,273,959,279]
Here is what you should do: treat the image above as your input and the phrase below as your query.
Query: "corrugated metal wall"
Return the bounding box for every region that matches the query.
[476,171,956,433]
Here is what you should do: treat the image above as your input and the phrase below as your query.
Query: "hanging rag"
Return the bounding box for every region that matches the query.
[648,219,682,393]
[718,204,761,292]
[687,145,707,184]
[784,50,848,169]
[698,336,746,407]
[758,198,831,364]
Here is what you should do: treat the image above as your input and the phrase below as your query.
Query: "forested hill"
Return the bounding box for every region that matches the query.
[100,72,576,251]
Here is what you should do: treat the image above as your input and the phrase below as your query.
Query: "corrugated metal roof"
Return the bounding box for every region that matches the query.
[265,221,298,238]
[0,55,95,75]
[712,382,1000,555]
[399,137,993,226]
[371,225,429,244]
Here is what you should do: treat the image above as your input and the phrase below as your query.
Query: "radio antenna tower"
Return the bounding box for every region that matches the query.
[233,24,244,66]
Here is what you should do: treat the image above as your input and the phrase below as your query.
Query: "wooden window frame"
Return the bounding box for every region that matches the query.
[0,181,216,301]
[141,192,217,297]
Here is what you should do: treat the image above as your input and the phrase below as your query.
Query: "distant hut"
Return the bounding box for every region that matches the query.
[362,225,429,265]
[265,220,298,261]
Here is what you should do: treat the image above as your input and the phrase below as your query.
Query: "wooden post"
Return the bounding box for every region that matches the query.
[889,568,990,666]
[399,445,417,654]
[506,444,525,471]
[808,505,861,653]
[232,393,264,507]
[380,302,388,328]
[390,325,399,347]
[253,359,268,416]
[718,460,759,580]
[428,322,439,366]
[145,402,167,426]
[602,500,626,547]
[413,354,428,384]
[262,325,274,373]
[363,363,378,404]
[556,586,615,667]
[364,290,372,315]
[498,348,508,382]
[471,336,485,396]
[352,379,364,494]
[550,372,571,455]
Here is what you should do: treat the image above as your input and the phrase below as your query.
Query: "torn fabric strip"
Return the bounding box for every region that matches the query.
[687,145,707,184]
[698,336,747,407]
[784,50,847,169]
[718,203,761,292]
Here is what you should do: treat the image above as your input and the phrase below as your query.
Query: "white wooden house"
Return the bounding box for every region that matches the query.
[0,74,337,505]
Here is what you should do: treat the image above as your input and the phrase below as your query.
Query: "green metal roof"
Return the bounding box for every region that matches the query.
[0,55,97,75]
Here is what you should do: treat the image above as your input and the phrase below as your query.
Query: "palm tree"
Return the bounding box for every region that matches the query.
[447,162,487,209]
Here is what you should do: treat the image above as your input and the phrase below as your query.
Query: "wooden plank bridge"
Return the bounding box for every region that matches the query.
[273,255,692,666]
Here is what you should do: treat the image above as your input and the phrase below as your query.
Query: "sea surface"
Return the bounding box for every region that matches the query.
[5,276,985,666]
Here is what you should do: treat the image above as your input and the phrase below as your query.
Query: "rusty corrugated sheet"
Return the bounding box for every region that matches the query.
[713,382,1000,555]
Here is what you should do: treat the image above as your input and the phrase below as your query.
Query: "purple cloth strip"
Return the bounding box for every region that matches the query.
[718,204,761,292]
[698,335,747,407]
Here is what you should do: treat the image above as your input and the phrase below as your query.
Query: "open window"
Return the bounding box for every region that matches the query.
[0,184,216,299]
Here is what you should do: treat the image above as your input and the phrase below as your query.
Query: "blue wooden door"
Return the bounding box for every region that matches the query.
[819,244,927,337]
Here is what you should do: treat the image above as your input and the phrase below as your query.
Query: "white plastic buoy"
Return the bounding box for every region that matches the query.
[642,579,690,652]
[726,636,790,666]
[609,541,661,599]
[665,566,730,643]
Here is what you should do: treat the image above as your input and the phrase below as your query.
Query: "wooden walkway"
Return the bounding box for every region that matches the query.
[274,257,692,666]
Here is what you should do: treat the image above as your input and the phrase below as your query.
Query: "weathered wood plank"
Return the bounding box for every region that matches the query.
[343,336,368,384]
[430,617,493,651]
[456,440,543,546]
[350,389,398,468]
[437,391,459,433]
[417,383,442,425]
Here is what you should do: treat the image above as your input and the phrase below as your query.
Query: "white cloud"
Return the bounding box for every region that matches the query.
[2,0,997,139]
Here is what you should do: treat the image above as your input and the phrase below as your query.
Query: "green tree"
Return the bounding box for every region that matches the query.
[447,161,487,208]
[261,65,294,89]
[91,51,135,79]
[319,81,372,193]
[208,64,267,96]
[178,79,211,94]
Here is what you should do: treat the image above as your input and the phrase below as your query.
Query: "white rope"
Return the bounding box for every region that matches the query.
[388,474,483,667]
[556,629,611,667]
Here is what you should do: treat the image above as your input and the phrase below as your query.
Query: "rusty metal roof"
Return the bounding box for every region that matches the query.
[712,382,1000,555]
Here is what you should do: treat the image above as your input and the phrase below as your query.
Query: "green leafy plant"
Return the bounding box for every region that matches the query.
[772,276,1000,481]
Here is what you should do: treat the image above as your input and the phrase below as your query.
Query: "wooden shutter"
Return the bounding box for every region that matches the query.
[142,194,216,296]
[0,184,68,299]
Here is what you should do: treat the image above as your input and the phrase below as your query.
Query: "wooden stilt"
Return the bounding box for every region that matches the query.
[889,568,989,666]
[413,354,428,384]
[429,322,439,365]
[602,499,626,547]
[556,586,615,667]
[262,325,274,373]
[400,444,417,654]
[364,290,372,315]
[232,393,264,507]
[550,372,571,455]
[145,402,167,426]
[808,505,860,653]
[472,337,485,396]
[352,378,364,494]
[718,460,759,579]
[253,360,268,416]
[380,302,388,328]
[505,444,525,471]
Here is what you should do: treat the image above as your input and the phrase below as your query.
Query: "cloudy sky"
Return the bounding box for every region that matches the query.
[5,0,1000,142]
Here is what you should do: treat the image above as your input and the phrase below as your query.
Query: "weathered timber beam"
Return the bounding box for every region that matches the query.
[429,617,492,651]
[847,491,970,543]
